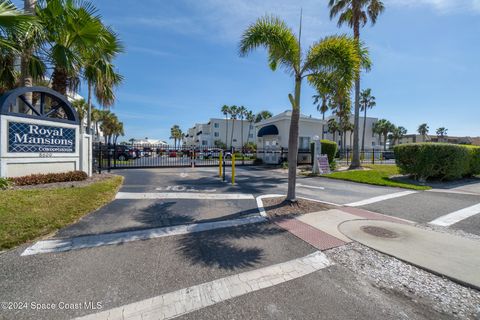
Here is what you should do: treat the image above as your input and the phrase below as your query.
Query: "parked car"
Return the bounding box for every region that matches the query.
[111,145,135,161]
[383,151,395,160]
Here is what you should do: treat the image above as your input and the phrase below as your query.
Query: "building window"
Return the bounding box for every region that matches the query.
[233,139,237,142]
[202,140,208,146]
[249,133,253,138]
[299,137,310,150]
[214,132,219,137]
[214,123,219,128]
[249,125,253,130]
[372,141,376,146]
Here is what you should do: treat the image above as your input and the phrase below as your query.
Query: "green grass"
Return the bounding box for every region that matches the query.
[321,165,431,190]
[0,176,123,250]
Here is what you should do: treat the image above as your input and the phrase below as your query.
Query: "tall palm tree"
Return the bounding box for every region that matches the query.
[329,0,385,169]
[389,125,407,146]
[237,105,247,153]
[229,105,238,149]
[245,110,255,145]
[374,119,393,151]
[71,98,88,133]
[82,26,123,134]
[221,105,230,149]
[36,0,108,95]
[170,124,181,148]
[417,123,429,142]
[20,0,36,102]
[240,15,361,200]
[327,118,340,145]
[254,110,273,123]
[360,88,376,152]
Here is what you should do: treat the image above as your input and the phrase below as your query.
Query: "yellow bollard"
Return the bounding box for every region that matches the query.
[231,153,235,185]
[219,151,223,178]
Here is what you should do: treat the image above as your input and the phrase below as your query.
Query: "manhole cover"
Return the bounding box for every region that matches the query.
[361,226,398,238]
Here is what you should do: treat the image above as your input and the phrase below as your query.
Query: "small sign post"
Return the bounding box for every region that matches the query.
[312,135,321,174]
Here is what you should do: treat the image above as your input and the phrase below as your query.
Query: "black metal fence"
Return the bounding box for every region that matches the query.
[336,149,396,166]
[93,143,256,172]
[255,148,312,165]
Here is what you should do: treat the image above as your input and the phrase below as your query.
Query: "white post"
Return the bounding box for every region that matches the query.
[312,135,321,174]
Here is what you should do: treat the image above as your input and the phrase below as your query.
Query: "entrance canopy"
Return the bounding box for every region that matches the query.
[257,124,279,137]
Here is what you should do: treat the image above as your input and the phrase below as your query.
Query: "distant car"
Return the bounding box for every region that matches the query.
[383,151,395,160]
[112,145,135,161]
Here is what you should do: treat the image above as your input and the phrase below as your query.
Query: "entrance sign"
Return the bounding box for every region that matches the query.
[317,155,331,174]
[8,122,76,153]
[0,86,91,178]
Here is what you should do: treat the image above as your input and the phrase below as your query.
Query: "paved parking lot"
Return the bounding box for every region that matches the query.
[1,166,478,319]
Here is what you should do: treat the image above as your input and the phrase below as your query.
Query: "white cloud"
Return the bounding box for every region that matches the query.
[128,46,170,57]
[386,0,480,13]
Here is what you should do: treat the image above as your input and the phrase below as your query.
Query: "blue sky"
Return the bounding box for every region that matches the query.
[23,0,480,141]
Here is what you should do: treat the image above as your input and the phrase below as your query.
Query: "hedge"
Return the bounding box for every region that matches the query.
[394,143,480,181]
[310,140,338,167]
[9,171,88,186]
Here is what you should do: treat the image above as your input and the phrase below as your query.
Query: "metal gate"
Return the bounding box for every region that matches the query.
[93,143,255,171]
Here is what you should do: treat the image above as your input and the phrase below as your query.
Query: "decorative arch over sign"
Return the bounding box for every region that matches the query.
[0,86,79,125]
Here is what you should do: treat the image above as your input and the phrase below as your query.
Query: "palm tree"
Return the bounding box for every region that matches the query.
[240,15,361,201]
[254,110,273,123]
[436,127,448,138]
[237,105,247,153]
[417,123,429,142]
[170,125,181,148]
[360,88,376,152]
[128,138,135,145]
[374,119,393,151]
[71,98,88,133]
[221,105,230,149]
[313,89,330,139]
[229,105,239,149]
[245,110,255,145]
[329,0,385,169]
[36,0,108,95]
[327,118,340,145]
[389,125,407,146]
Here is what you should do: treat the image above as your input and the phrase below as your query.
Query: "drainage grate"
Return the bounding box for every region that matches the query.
[361,226,399,238]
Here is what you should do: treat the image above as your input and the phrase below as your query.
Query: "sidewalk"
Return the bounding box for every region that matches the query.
[286,207,480,289]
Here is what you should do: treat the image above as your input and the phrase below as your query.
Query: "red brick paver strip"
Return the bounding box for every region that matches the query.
[273,217,346,250]
[339,207,412,225]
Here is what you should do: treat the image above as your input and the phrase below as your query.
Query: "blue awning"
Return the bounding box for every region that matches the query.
[257,125,279,137]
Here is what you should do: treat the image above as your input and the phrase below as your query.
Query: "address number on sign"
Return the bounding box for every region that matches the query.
[39,153,53,158]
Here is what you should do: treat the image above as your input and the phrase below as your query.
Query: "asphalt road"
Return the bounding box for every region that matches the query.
[1,167,478,320]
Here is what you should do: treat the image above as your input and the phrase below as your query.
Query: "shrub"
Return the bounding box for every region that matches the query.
[281,161,288,169]
[466,146,480,176]
[253,158,263,165]
[0,177,10,190]
[10,171,88,186]
[310,140,338,166]
[394,143,475,181]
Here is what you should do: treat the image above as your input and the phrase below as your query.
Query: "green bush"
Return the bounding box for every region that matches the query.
[394,143,477,181]
[466,146,480,176]
[10,171,88,186]
[310,140,338,165]
[0,177,10,190]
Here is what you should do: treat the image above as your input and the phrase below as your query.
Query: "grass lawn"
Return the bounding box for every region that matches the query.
[0,176,123,250]
[321,165,431,190]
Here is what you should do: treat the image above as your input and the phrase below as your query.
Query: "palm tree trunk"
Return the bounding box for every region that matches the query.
[230,119,235,150]
[19,0,36,112]
[384,134,387,151]
[286,76,302,202]
[350,19,361,169]
[51,67,68,95]
[246,121,252,145]
[87,81,92,135]
[225,115,228,149]
[321,113,325,140]
[361,106,367,152]
[241,117,244,154]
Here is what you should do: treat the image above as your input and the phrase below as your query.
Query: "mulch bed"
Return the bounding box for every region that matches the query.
[8,173,118,190]
[262,197,334,218]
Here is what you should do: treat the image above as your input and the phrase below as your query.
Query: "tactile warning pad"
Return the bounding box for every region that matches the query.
[274,217,346,250]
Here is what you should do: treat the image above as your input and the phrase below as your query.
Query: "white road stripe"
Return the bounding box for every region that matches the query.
[345,191,418,207]
[429,203,480,227]
[297,183,325,190]
[21,216,266,256]
[115,192,254,200]
[73,251,332,320]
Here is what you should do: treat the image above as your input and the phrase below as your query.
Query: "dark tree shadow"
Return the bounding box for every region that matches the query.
[177,222,286,270]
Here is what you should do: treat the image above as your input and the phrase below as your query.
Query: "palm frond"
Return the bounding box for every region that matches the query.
[239,15,300,73]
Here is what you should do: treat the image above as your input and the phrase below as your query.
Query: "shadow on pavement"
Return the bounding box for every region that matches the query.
[177,222,286,270]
